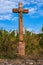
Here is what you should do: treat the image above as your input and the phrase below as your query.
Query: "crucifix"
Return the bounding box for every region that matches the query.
[12,3,28,56]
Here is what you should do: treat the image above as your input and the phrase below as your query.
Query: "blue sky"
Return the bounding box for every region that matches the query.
[0,0,43,33]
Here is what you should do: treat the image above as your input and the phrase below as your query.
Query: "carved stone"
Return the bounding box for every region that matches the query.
[12,3,28,56]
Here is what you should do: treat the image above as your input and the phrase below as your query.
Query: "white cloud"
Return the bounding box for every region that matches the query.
[12,17,18,21]
[0,14,12,20]
[0,0,43,20]
[26,28,32,32]
[0,0,17,14]
[25,28,41,34]
[29,8,36,14]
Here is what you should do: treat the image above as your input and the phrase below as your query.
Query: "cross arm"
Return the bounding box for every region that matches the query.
[22,9,28,13]
[12,8,19,13]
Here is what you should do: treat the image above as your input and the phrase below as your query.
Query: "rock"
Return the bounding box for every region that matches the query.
[0,59,43,65]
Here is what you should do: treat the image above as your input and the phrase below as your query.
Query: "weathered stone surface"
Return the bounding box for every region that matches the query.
[18,41,25,56]
[12,3,28,56]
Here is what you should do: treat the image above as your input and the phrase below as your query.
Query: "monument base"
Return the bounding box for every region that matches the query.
[18,41,25,56]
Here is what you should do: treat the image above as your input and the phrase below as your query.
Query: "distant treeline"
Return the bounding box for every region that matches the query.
[0,27,43,59]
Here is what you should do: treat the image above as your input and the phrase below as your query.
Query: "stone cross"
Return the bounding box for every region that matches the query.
[12,3,28,56]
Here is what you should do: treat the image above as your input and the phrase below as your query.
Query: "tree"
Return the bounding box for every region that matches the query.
[41,26,43,32]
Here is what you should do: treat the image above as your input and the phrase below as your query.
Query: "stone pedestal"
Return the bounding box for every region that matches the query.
[18,41,25,56]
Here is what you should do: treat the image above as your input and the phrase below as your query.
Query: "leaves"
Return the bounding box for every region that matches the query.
[0,28,43,59]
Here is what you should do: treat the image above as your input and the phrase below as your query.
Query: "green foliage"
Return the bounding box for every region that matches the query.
[0,29,43,59]
[39,33,43,48]
[0,30,18,59]
[24,30,43,59]
[41,26,43,32]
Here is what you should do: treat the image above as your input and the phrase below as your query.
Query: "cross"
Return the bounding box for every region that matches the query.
[12,3,28,56]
